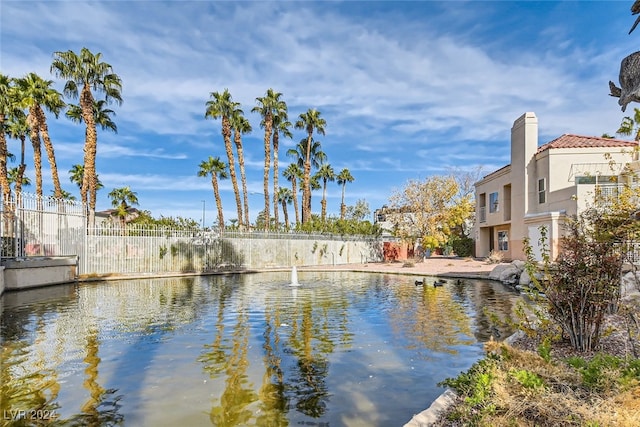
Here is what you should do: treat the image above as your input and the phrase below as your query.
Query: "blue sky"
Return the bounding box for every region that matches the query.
[1,1,638,226]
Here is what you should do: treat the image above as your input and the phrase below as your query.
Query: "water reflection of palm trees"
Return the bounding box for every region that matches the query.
[257,309,289,426]
[287,300,331,417]
[200,282,258,426]
[73,328,124,426]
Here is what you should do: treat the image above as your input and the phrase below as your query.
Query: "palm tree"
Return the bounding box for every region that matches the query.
[51,47,123,225]
[336,168,355,220]
[69,164,104,199]
[8,166,30,193]
[278,187,293,230]
[283,163,302,227]
[314,164,335,222]
[294,109,326,224]
[230,109,252,229]
[198,156,228,230]
[1,75,20,201]
[271,99,292,226]
[5,110,30,196]
[14,73,65,198]
[108,186,139,226]
[205,89,243,227]
[67,100,117,203]
[252,89,283,230]
[617,107,640,141]
[55,189,76,201]
[66,100,118,132]
[287,137,326,221]
[69,164,84,190]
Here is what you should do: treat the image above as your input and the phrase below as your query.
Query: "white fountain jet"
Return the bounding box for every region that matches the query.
[290,266,301,286]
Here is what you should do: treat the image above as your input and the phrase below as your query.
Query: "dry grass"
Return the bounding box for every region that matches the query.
[438,341,640,427]
[484,250,504,264]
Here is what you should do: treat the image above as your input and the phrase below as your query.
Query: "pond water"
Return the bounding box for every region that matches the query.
[0,271,522,427]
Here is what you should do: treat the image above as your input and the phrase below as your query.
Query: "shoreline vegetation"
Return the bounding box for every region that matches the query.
[433,308,640,426]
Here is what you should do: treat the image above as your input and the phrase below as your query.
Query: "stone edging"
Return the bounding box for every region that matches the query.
[402,330,526,427]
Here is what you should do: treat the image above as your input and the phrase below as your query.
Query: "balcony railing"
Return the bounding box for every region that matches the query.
[479,206,486,223]
[594,183,640,206]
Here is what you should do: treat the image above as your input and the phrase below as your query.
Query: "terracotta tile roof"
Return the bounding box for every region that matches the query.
[536,134,637,154]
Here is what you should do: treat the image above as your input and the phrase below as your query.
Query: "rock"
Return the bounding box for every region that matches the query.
[511,259,526,270]
[519,269,532,286]
[499,265,520,284]
[621,271,640,300]
[489,264,512,281]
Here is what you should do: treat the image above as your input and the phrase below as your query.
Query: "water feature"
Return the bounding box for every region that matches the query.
[290,265,300,286]
[0,271,522,426]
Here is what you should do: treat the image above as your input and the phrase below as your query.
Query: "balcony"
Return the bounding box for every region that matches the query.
[594,183,640,206]
[479,206,486,223]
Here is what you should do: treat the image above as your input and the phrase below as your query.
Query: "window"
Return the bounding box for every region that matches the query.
[489,192,499,213]
[576,175,618,185]
[498,230,509,251]
[538,178,546,204]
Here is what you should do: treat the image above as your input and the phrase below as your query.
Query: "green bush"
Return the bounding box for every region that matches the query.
[451,235,474,257]
[511,369,545,390]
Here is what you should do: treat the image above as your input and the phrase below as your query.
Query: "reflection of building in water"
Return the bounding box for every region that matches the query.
[390,277,520,351]
[466,279,518,341]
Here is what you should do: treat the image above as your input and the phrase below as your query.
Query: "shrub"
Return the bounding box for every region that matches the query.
[485,250,504,264]
[524,213,623,352]
[451,235,474,257]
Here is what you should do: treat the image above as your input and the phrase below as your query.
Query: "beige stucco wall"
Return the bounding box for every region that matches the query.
[474,112,634,261]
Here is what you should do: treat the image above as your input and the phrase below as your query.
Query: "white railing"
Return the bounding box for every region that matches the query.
[1,192,85,258]
[0,192,384,275]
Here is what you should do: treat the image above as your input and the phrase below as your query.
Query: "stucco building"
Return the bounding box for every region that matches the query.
[475,112,638,261]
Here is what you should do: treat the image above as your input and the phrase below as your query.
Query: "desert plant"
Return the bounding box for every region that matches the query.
[485,250,504,264]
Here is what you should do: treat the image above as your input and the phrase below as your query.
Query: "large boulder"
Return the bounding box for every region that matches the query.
[621,271,640,300]
[499,265,520,284]
[519,268,532,286]
[489,263,520,285]
[489,263,511,281]
[511,259,526,271]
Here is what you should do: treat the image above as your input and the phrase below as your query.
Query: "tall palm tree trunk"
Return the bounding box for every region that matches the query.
[234,131,250,230]
[16,132,27,196]
[272,132,280,227]
[340,184,347,220]
[34,104,62,198]
[291,179,300,227]
[222,117,243,227]
[0,114,11,202]
[211,176,224,230]
[321,181,328,221]
[27,115,43,197]
[80,86,98,227]
[263,118,272,230]
[281,199,289,229]
[302,135,312,224]
[0,114,13,236]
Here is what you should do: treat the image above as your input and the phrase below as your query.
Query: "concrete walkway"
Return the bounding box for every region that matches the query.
[300,255,497,279]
